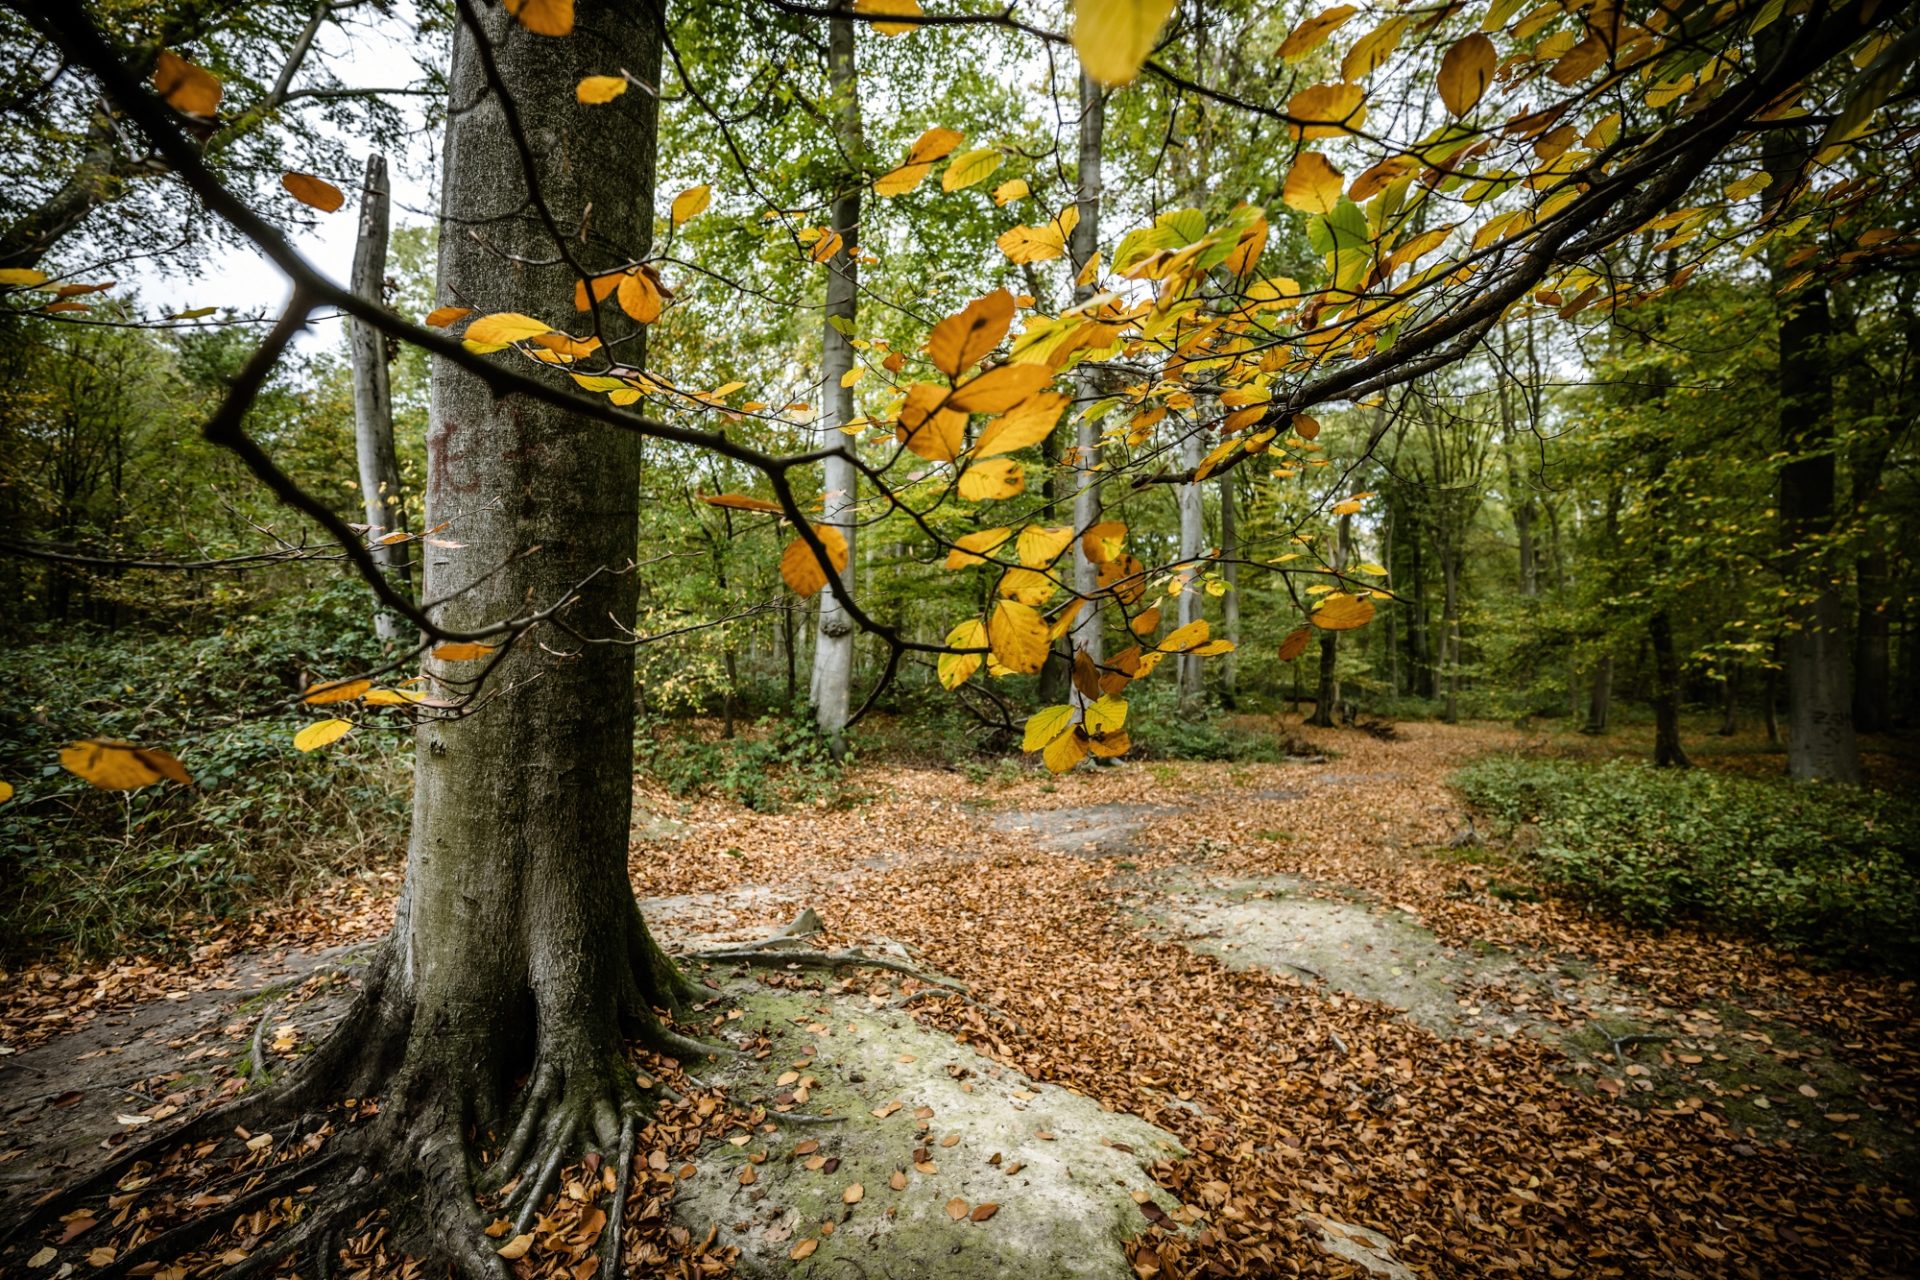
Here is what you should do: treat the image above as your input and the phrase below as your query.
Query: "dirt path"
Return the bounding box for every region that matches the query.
[3,720,1916,1278]
[630,721,1920,1278]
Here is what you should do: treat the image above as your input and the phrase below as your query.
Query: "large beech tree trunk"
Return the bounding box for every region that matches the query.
[810,15,861,754]
[179,7,702,1274]
[349,152,413,641]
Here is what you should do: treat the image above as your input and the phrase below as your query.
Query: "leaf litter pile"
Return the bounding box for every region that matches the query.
[3,720,1916,1279]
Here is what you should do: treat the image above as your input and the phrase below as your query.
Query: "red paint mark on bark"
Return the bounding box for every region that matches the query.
[427,419,481,498]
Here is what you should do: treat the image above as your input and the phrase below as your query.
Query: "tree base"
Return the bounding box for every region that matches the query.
[5,914,712,1280]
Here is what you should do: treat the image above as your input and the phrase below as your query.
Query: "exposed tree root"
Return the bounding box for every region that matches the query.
[894,986,1025,1033]
[691,945,967,989]
[7,912,736,1280]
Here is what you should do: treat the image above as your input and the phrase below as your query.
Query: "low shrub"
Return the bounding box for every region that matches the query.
[637,712,850,812]
[1452,755,1920,971]
[0,581,410,962]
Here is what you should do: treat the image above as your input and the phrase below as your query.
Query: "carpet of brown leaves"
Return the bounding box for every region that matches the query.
[629,718,1920,1279]
[4,718,1916,1280]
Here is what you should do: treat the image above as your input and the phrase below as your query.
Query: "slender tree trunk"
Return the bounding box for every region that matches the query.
[1176,426,1205,714]
[1068,70,1106,700]
[1764,636,1782,744]
[1440,546,1460,723]
[349,152,413,641]
[1406,513,1433,698]
[1585,658,1614,734]
[810,16,862,756]
[1218,474,1238,708]
[1719,667,1739,736]
[1309,513,1351,728]
[1649,605,1691,767]
[1854,546,1892,734]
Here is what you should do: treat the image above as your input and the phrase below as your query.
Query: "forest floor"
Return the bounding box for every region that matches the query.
[2,719,1916,1279]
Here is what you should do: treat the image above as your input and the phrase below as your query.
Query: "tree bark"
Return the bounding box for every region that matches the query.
[1773,281,1862,782]
[349,153,414,642]
[1218,473,1239,708]
[1068,70,1106,697]
[1309,513,1351,728]
[1176,425,1205,715]
[809,15,862,756]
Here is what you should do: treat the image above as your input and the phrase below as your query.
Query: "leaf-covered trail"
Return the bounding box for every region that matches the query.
[2,720,1915,1278]
[632,720,1920,1279]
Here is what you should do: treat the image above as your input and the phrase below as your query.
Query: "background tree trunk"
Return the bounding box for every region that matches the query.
[809,15,862,756]
[349,153,413,641]
[1068,69,1106,697]
[1218,474,1238,708]
[1309,513,1351,728]
[1176,426,1205,715]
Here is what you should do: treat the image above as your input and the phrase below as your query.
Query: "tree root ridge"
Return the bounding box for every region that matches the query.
[689,944,967,990]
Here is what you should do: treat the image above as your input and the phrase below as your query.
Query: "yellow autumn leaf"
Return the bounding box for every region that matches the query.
[974,392,1070,458]
[1043,728,1090,773]
[1355,561,1388,575]
[988,599,1048,674]
[432,642,497,661]
[943,149,1004,192]
[281,172,345,213]
[671,183,711,226]
[363,688,426,706]
[617,270,663,324]
[908,126,965,164]
[780,525,850,597]
[0,780,12,803]
[1278,5,1357,61]
[1312,592,1376,630]
[1022,704,1078,752]
[496,1232,534,1260]
[700,492,784,513]
[855,0,923,35]
[303,678,372,705]
[153,51,221,116]
[60,740,191,790]
[1288,82,1367,138]
[874,162,931,197]
[0,268,49,287]
[927,290,1015,376]
[1073,0,1176,86]
[1159,619,1211,652]
[1080,520,1127,564]
[504,0,572,36]
[1438,33,1496,116]
[293,719,354,753]
[1282,152,1344,214]
[425,305,472,327]
[992,178,1031,206]
[1278,625,1314,660]
[576,75,628,104]
[1016,524,1076,568]
[958,458,1025,501]
[464,312,553,346]
[944,527,1014,568]
[948,364,1053,413]
[1084,695,1128,735]
[939,619,988,688]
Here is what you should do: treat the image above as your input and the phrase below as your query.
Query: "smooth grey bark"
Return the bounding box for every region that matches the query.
[349,153,413,641]
[809,15,862,755]
[401,0,687,1166]
[1068,70,1106,692]
[1176,424,1205,714]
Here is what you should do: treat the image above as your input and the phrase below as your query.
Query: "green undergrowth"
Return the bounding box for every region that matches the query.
[0,582,410,963]
[1452,755,1920,972]
[637,712,858,812]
